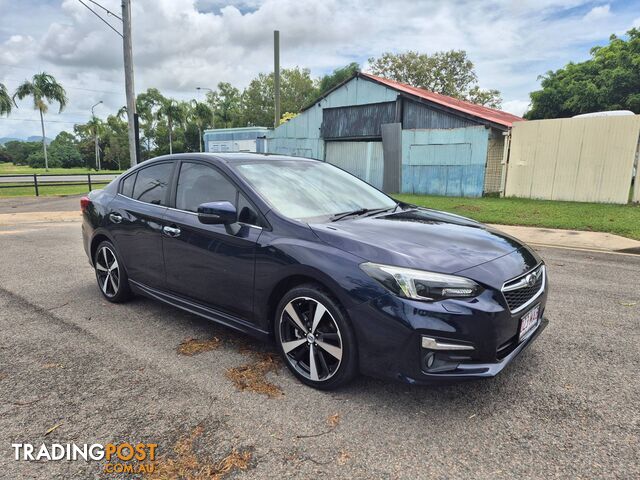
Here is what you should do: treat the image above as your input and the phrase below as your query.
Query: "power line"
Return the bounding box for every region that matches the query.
[77,0,123,38]
[87,0,122,21]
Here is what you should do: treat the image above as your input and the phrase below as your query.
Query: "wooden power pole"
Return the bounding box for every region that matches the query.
[122,0,138,166]
[274,30,280,128]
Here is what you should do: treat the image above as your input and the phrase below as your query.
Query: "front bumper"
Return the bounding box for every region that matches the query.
[346,286,548,384]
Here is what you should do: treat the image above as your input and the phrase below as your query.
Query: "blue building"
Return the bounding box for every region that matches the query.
[267,73,522,196]
[203,126,269,154]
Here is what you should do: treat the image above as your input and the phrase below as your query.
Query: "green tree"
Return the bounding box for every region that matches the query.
[12,72,68,170]
[102,114,130,170]
[49,131,83,168]
[242,67,317,127]
[189,100,213,151]
[2,140,41,165]
[317,62,359,95]
[525,28,640,119]
[0,83,13,116]
[368,50,502,107]
[136,88,166,158]
[156,99,185,154]
[206,82,243,128]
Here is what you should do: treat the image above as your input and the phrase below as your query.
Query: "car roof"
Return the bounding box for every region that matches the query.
[145,152,319,165]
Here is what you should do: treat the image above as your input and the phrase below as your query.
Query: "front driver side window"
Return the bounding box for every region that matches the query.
[176,163,237,213]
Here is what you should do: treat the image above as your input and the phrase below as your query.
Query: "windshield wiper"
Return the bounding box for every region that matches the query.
[330,205,397,222]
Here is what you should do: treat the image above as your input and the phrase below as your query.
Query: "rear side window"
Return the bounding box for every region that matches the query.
[132,163,173,205]
[176,162,237,213]
[120,173,137,198]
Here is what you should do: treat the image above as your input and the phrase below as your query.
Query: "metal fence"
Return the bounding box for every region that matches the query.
[0,172,118,196]
[504,115,640,204]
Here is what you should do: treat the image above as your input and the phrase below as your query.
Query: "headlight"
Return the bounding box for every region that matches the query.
[360,262,483,302]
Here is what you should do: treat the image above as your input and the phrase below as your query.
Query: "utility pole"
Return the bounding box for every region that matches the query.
[274,30,280,128]
[122,0,137,166]
[91,101,103,170]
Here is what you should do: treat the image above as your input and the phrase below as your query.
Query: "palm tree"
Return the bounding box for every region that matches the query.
[190,100,213,152]
[156,99,184,154]
[13,73,67,171]
[0,83,13,116]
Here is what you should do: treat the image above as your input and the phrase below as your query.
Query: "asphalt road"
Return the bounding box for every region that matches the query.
[0,218,638,479]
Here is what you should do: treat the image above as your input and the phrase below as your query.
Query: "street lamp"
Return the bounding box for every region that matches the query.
[91,101,103,170]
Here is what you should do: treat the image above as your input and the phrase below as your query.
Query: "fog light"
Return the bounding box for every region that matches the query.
[422,352,436,371]
[425,353,435,368]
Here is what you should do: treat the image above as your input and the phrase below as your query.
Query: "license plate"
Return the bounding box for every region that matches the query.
[519,304,540,342]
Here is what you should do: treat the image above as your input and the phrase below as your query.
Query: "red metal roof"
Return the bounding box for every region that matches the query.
[360,72,524,128]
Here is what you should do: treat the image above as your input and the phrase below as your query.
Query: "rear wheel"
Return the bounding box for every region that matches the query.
[94,241,131,303]
[275,285,358,390]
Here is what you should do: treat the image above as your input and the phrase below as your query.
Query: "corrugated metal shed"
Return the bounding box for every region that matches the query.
[402,126,489,197]
[321,101,396,139]
[360,73,523,129]
[402,99,477,129]
[267,76,398,159]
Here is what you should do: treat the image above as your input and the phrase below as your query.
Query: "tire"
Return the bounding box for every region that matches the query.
[274,284,358,390]
[94,240,131,303]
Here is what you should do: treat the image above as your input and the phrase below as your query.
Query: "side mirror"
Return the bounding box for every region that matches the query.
[197,201,237,225]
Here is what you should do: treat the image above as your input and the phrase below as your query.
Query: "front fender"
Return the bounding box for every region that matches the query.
[252,232,388,331]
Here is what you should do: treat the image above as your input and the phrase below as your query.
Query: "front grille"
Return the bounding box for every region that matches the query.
[502,265,545,312]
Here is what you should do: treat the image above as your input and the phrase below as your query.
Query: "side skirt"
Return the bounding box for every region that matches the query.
[129,279,271,342]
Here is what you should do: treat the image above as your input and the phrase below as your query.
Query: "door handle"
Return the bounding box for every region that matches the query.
[109,213,123,224]
[162,225,181,238]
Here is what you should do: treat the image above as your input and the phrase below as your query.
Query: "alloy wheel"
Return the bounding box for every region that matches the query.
[279,296,343,382]
[95,246,120,298]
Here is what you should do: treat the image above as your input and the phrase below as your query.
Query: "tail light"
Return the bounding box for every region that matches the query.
[80,196,91,213]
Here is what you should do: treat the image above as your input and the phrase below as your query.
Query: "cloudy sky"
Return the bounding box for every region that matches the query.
[1,0,639,139]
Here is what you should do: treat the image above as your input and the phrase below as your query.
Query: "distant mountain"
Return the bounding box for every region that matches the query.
[0,136,52,145]
[26,136,53,144]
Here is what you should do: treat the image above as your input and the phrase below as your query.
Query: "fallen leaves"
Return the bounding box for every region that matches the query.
[225,352,283,398]
[44,423,63,436]
[147,425,251,480]
[177,337,221,356]
[327,413,340,428]
[297,412,342,438]
[337,450,351,465]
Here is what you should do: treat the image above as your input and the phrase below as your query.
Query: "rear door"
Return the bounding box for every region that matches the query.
[107,161,175,289]
[162,160,263,321]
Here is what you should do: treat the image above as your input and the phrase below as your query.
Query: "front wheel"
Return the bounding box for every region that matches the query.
[275,285,358,390]
[94,240,131,303]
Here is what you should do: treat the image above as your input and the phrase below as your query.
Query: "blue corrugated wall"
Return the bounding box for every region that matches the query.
[401,126,489,197]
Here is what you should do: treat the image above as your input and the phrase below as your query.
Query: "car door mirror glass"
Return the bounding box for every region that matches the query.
[197,201,237,225]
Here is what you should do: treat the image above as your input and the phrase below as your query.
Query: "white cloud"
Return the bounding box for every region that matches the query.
[584,4,611,21]
[503,99,531,117]
[1,0,639,138]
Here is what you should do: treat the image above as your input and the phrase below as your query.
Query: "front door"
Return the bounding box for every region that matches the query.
[162,161,261,321]
[107,161,174,290]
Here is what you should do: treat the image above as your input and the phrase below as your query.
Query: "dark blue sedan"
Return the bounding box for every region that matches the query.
[81,153,548,389]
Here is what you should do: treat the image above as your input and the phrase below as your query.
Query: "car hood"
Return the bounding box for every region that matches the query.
[310,208,534,276]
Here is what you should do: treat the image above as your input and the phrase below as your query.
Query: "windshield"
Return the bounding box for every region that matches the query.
[235,160,397,221]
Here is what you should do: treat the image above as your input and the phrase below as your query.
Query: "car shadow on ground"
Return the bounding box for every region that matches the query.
[99,288,548,416]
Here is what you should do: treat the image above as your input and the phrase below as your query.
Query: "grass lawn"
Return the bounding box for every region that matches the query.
[0,185,92,197]
[394,194,640,241]
[0,163,123,175]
